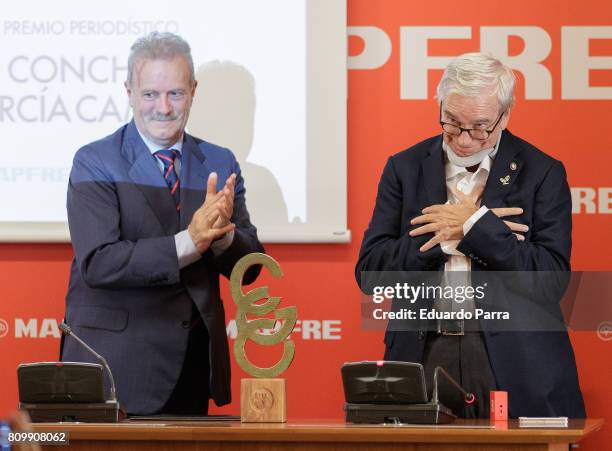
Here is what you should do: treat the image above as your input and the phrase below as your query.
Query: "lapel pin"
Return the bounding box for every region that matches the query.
[500,175,510,185]
[510,162,517,171]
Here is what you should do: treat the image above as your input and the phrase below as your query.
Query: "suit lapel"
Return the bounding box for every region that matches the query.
[422,137,448,206]
[122,121,180,233]
[482,130,523,208]
[179,134,208,230]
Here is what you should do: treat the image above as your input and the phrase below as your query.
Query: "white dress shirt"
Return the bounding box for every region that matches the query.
[433,150,495,332]
[440,153,492,272]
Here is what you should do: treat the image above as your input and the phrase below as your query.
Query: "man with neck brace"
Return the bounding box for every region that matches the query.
[355,53,585,419]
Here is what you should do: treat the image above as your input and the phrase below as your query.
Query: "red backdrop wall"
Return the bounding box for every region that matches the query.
[0,1,610,449]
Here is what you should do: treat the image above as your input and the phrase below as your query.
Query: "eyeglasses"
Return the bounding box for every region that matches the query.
[439,106,505,141]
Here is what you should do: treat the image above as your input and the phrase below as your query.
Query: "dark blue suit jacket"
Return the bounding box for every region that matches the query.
[61,120,263,414]
[355,130,585,418]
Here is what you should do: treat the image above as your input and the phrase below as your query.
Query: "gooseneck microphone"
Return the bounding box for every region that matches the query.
[59,322,118,403]
[431,366,475,406]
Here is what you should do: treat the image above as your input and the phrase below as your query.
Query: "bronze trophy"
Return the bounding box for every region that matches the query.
[230,253,297,422]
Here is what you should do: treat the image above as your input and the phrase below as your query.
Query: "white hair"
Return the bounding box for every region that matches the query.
[436,53,516,111]
[127,31,194,86]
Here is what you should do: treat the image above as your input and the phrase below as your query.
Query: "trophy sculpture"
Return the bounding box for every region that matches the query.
[230,253,297,422]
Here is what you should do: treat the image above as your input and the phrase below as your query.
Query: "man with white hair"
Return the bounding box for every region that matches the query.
[356,53,585,418]
[62,31,264,415]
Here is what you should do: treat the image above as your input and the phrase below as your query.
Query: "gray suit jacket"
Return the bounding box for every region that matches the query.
[61,120,263,414]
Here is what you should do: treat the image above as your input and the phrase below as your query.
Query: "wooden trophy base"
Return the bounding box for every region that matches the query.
[240,378,286,423]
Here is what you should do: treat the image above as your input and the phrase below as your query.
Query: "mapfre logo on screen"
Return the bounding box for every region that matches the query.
[571,188,612,214]
[348,25,612,100]
[0,319,9,338]
[2,318,62,339]
[0,318,344,340]
[226,319,342,340]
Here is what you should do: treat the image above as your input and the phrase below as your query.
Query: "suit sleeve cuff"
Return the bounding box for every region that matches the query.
[175,229,202,269]
[463,206,489,236]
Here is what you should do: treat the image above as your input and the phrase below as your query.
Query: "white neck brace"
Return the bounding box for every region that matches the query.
[443,133,502,167]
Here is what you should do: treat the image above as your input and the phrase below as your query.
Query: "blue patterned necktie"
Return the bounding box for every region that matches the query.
[154,149,180,211]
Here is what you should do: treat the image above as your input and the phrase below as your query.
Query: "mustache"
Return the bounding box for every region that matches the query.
[148,113,179,121]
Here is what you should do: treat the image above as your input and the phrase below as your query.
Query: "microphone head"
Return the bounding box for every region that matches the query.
[465,393,476,405]
[59,322,72,335]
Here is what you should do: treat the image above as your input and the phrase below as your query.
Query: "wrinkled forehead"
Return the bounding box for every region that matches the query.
[130,56,194,86]
[442,91,502,119]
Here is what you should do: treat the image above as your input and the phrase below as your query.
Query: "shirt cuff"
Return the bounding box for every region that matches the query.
[463,206,489,236]
[441,239,461,256]
[210,230,235,256]
[175,229,202,269]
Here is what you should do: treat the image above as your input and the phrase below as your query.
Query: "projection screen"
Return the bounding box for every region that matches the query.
[0,0,348,243]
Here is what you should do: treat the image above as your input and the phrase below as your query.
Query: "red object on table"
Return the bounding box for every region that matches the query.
[490,391,508,421]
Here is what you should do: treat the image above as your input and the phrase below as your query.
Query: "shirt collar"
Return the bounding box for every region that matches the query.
[135,126,184,155]
[445,152,493,181]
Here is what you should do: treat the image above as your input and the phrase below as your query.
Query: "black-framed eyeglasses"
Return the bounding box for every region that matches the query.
[439,105,505,141]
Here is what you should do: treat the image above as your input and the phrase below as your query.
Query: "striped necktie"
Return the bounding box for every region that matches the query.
[154,149,180,211]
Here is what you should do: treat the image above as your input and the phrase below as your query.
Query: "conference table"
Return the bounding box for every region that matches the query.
[32,418,603,450]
